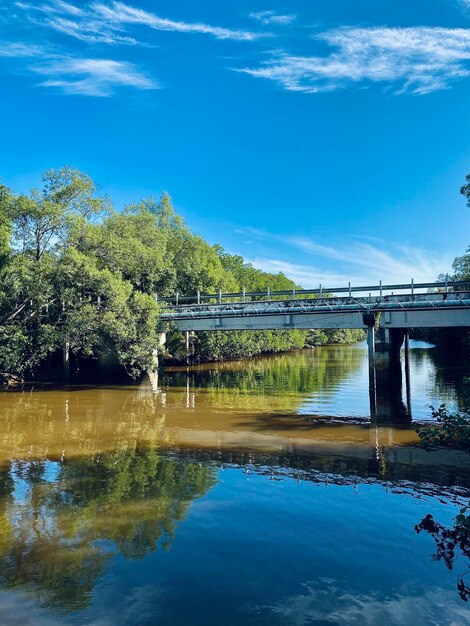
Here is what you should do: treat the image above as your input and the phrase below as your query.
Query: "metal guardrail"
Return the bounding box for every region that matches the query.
[160,289,470,321]
[158,280,470,308]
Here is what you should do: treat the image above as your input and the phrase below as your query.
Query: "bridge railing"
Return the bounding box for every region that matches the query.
[157,280,470,307]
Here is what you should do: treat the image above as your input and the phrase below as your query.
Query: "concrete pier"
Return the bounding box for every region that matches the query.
[369,328,409,421]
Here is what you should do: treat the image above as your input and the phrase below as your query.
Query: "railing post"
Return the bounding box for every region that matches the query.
[379,280,383,298]
[319,284,322,298]
[219,289,222,304]
[411,278,414,296]
[348,282,351,298]
[176,292,179,306]
[197,291,201,305]
[267,287,270,301]
[445,274,449,293]
[242,288,246,303]
[292,286,296,299]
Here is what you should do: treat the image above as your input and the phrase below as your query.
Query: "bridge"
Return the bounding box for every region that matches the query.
[159,280,470,332]
[158,280,470,421]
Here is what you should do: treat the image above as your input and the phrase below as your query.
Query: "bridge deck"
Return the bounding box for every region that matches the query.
[159,281,470,331]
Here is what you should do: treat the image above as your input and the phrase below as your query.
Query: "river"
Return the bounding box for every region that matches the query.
[0,341,468,625]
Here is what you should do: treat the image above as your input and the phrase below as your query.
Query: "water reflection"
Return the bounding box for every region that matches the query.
[0,452,216,611]
[0,343,468,623]
[0,453,467,624]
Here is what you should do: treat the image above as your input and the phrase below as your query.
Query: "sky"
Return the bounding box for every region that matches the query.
[1,0,470,288]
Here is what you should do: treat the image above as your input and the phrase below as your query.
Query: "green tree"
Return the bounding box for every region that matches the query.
[9,167,108,261]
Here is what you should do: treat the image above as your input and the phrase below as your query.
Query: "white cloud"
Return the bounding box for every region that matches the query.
[0,41,46,57]
[0,36,158,96]
[15,1,86,16]
[249,10,296,26]
[237,228,452,287]
[15,0,140,45]
[14,1,265,47]
[22,0,263,43]
[33,57,158,96]
[48,0,85,15]
[238,26,470,94]
[45,16,138,45]
[245,257,362,287]
[4,0,265,97]
[91,1,262,41]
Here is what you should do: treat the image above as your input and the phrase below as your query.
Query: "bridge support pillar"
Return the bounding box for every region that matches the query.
[373,328,409,421]
[148,332,166,389]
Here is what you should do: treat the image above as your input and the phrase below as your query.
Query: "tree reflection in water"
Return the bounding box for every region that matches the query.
[0,451,217,612]
[415,511,470,601]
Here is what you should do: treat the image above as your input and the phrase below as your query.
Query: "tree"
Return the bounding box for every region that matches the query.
[9,167,109,261]
[0,183,12,266]
[460,172,470,208]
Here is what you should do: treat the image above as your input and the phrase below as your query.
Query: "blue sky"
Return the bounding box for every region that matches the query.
[1,0,470,288]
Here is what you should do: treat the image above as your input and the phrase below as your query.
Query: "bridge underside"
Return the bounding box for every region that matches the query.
[172,308,470,332]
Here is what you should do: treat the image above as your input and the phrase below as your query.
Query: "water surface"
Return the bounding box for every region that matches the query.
[0,342,469,625]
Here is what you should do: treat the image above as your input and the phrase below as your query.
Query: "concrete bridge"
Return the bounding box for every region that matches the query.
[160,280,470,332]
[159,280,470,421]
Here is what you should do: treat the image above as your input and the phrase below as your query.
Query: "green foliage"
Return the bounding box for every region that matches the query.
[9,167,109,261]
[306,328,365,347]
[415,404,470,452]
[194,329,308,361]
[0,183,12,267]
[452,247,470,282]
[0,168,159,377]
[0,167,366,378]
[460,172,470,209]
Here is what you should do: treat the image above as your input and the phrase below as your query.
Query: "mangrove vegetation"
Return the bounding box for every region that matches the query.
[0,167,364,381]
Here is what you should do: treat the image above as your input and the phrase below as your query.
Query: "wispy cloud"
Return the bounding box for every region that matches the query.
[91,1,263,41]
[7,0,265,94]
[15,1,141,45]
[33,57,158,96]
[246,258,362,287]
[14,0,86,16]
[0,41,46,57]
[45,16,138,45]
[238,26,470,94]
[249,10,296,26]
[237,227,452,287]
[0,40,158,95]
[16,0,264,44]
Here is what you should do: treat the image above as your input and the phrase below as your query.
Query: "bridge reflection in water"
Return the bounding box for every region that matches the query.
[0,344,467,487]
